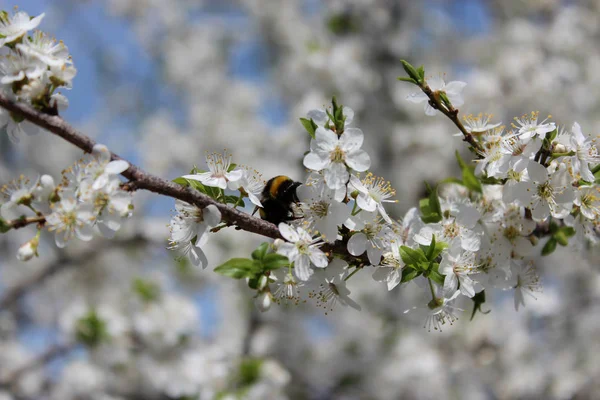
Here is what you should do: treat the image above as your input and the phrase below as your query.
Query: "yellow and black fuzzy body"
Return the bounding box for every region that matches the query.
[258,175,302,225]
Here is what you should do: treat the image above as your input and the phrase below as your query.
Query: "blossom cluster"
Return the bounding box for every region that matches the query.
[0,9,75,142]
[1,144,133,260]
[170,69,599,330]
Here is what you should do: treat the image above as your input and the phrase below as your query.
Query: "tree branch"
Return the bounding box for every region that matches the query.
[3,215,45,230]
[0,93,282,240]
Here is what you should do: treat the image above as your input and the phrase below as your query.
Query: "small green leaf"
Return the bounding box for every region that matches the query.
[545,128,558,142]
[251,242,270,261]
[0,217,11,233]
[400,60,421,83]
[262,253,289,271]
[400,246,427,267]
[227,163,238,172]
[416,65,425,80]
[401,267,420,283]
[425,235,436,260]
[397,76,417,85]
[300,117,318,139]
[554,231,569,246]
[456,151,482,193]
[542,238,557,255]
[470,290,490,321]
[214,258,261,279]
[427,266,444,286]
[172,177,190,186]
[560,226,575,237]
[224,195,245,207]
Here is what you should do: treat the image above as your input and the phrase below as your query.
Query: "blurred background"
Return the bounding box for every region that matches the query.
[1,0,600,399]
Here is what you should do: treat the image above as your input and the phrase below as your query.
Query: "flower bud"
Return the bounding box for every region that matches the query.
[255,292,273,312]
[258,275,269,291]
[17,236,39,262]
[553,143,567,153]
[273,239,284,250]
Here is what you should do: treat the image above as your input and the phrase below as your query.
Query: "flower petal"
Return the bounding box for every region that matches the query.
[339,128,364,152]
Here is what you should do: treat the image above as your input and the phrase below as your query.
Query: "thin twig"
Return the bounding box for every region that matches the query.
[419,84,485,156]
[4,215,45,230]
[0,92,282,240]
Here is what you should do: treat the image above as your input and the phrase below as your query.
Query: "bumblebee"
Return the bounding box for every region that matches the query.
[257,175,302,224]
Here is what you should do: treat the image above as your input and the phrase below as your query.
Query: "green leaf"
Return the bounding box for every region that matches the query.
[427,265,445,286]
[545,128,558,142]
[400,60,421,83]
[400,246,427,267]
[423,241,448,261]
[470,290,490,321]
[416,65,425,81]
[227,163,238,172]
[172,177,190,186]
[0,217,11,233]
[224,195,245,207]
[561,226,576,237]
[214,258,261,279]
[397,76,417,85]
[455,151,482,193]
[419,183,443,223]
[401,267,420,283]
[542,238,557,256]
[251,242,270,261]
[425,235,436,260]
[262,253,289,271]
[300,117,318,139]
[554,231,569,246]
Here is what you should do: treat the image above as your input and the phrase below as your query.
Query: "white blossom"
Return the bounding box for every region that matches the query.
[183,151,243,190]
[0,11,45,47]
[303,126,371,189]
[276,223,328,281]
[296,180,350,243]
[45,197,95,248]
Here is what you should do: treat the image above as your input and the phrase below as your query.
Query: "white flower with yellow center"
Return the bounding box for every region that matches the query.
[0,11,45,47]
[168,201,221,268]
[348,173,396,223]
[512,161,575,221]
[511,261,542,311]
[45,197,95,248]
[371,246,404,291]
[16,30,70,68]
[512,111,555,140]
[297,181,350,243]
[303,126,371,189]
[415,202,482,252]
[462,113,502,135]
[276,223,328,281]
[183,151,243,190]
[346,211,395,266]
[85,144,129,191]
[439,244,480,298]
[574,186,600,220]
[308,259,361,313]
[228,167,264,207]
